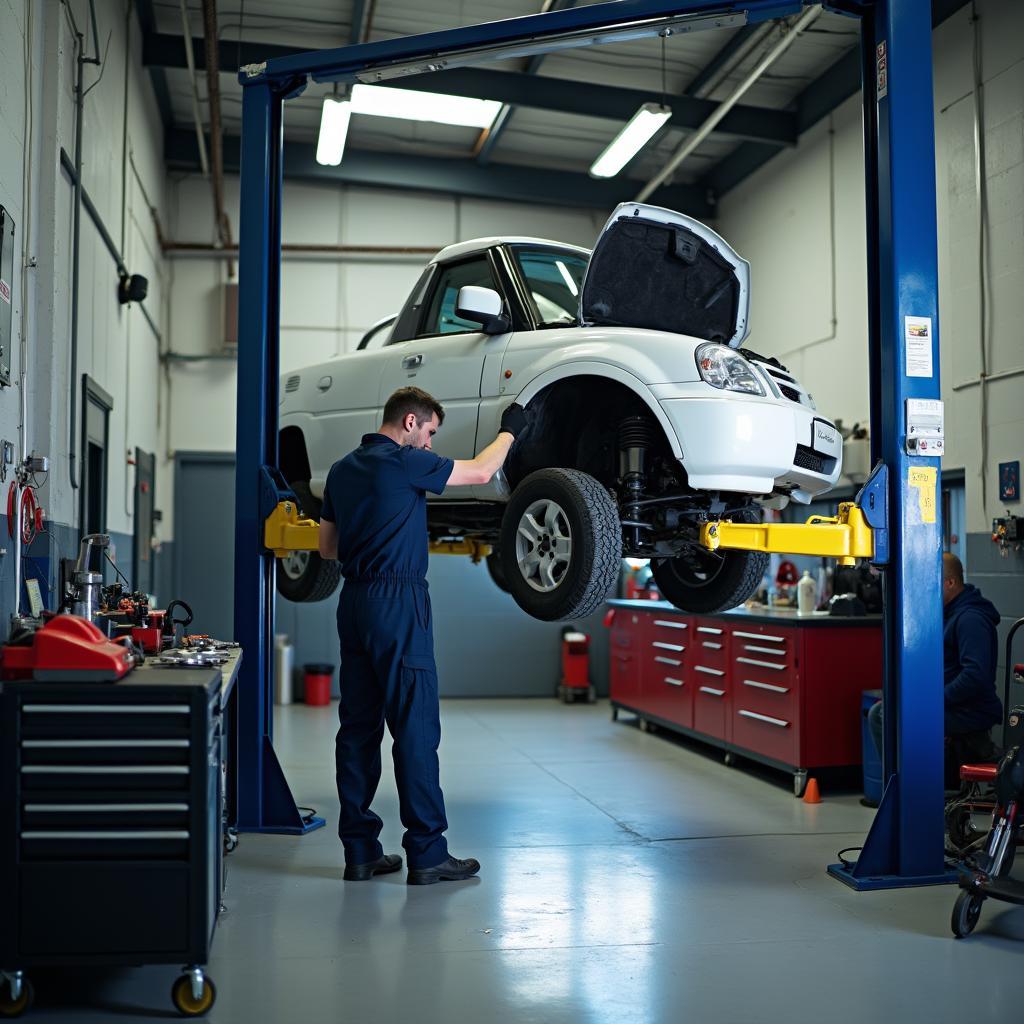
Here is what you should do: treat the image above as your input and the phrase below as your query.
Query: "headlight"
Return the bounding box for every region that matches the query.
[695,343,765,396]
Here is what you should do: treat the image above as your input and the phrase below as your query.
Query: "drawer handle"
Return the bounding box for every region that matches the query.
[701,641,722,650]
[23,704,191,714]
[21,766,190,775]
[694,665,725,676]
[22,739,190,749]
[654,656,682,666]
[697,626,723,635]
[21,830,191,840]
[652,641,685,652]
[732,631,785,643]
[744,644,788,657]
[24,803,190,812]
[699,686,725,697]
[663,677,684,687]
[742,679,790,694]
[653,620,688,630]
[738,709,789,728]
[736,657,786,671]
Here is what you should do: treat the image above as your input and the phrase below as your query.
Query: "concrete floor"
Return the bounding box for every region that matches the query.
[24,699,1024,1022]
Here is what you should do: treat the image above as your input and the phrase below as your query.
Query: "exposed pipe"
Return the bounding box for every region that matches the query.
[636,6,821,203]
[200,0,232,267]
[181,0,210,178]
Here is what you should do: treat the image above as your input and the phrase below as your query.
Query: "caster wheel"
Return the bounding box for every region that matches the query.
[638,718,649,732]
[951,891,983,938]
[0,977,33,1018]
[586,686,597,705]
[224,829,239,854]
[611,706,619,721]
[724,753,736,767]
[171,974,216,1017]
[793,772,809,798]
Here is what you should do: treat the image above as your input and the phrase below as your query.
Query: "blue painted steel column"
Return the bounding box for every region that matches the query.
[233,79,324,835]
[828,0,950,889]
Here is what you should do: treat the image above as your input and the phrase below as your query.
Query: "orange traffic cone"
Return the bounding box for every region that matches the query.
[802,777,822,804]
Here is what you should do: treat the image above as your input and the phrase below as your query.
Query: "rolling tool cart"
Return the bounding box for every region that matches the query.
[0,656,239,1017]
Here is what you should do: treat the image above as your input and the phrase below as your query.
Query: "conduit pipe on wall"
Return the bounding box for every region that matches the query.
[636,5,821,203]
[181,0,210,179]
[200,0,233,268]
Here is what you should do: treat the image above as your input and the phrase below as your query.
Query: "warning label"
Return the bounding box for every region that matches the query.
[0,279,10,305]
[876,41,888,100]
[909,466,937,525]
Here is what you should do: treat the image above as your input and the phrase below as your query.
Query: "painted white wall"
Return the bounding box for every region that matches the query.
[0,0,166,560]
[161,173,606,531]
[716,0,1024,534]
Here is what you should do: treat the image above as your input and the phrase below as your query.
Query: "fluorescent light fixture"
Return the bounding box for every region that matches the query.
[316,97,351,166]
[590,102,672,179]
[556,260,579,296]
[350,84,501,129]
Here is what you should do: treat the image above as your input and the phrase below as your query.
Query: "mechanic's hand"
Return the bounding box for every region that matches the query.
[499,403,529,438]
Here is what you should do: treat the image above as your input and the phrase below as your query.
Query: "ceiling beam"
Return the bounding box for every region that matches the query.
[683,23,761,98]
[134,0,174,128]
[165,128,713,216]
[144,32,797,147]
[698,0,972,200]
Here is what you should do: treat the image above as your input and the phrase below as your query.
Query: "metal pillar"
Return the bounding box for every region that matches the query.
[233,79,324,834]
[827,0,951,889]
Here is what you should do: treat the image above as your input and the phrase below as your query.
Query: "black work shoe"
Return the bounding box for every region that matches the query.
[344,853,403,881]
[407,855,481,886]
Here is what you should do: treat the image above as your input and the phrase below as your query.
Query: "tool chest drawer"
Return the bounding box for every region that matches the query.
[731,704,797,766]
[638,615,692,727]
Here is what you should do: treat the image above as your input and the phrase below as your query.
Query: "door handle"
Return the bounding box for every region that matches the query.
[402,354,423,370]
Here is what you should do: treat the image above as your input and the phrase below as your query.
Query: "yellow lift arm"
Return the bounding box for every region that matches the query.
[264,501,492,561]
[699,501,874,565]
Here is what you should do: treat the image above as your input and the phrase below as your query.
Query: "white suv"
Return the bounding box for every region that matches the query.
[277,203,841,621]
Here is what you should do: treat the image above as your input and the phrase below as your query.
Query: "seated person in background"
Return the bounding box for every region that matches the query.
[868,552,1002,791]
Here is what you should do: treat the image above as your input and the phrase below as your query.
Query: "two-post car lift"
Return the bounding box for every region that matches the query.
[234,0,950,890]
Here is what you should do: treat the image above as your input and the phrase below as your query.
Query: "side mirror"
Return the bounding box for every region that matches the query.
[455,285,510,335]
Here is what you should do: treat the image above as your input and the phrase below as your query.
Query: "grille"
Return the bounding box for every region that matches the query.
[793,445,836,475]
[285,375,300,393]
[765,366,797,385]
[779,384,802,403]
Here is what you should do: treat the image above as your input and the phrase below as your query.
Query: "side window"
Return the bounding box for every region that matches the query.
[419,256,498,338]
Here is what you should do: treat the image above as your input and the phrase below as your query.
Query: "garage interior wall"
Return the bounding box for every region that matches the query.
[165,175,611,695]
[0,0,167,622]
[715,0,1024,694]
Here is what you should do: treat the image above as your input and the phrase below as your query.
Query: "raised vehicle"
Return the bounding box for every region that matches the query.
[277,203,842,620]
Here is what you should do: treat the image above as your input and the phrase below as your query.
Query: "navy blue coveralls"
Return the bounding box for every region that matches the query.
[320,434,454,870]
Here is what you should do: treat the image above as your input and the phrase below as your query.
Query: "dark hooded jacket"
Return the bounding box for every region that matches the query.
[943,584,1002,734]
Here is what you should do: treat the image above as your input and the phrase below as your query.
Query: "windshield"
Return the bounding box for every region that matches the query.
[512,247,589,327]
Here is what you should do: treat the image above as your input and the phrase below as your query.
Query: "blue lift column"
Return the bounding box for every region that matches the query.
[828,0,950,890]
[232,76,324,835]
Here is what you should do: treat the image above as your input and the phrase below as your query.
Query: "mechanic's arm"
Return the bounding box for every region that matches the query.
[318,517,339,560]
[943,611,996,707]
[447,404,528,488]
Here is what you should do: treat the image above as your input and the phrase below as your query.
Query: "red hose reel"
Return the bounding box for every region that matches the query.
[6,483,45,545]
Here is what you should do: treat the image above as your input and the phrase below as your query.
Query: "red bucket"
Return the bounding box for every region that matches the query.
[303,663,333,706]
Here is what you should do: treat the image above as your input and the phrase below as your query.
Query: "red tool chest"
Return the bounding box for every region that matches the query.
[607,601,882,794]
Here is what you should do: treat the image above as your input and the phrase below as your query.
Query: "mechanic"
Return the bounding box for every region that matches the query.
[867,552,1002,792]
[318,386,528,884]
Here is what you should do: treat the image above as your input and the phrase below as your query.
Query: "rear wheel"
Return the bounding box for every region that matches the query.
[500,469,621,622]
[486,549,511,593]
[275,482,343,603]
[651,509,768,614]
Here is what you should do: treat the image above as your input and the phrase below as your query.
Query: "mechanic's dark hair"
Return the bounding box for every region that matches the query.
[943,551,964,585]
[382,386,445,428]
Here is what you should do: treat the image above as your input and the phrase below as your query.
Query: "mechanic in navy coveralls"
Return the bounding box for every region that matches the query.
[318,386,528,885]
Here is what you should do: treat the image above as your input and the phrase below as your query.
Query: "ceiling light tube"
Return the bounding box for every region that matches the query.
[350,84,501,129]
[316,97,352,166]
[556,260,579,296]
[590,102,672,179]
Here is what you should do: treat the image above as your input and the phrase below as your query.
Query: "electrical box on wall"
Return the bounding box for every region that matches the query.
[0,205,14,387]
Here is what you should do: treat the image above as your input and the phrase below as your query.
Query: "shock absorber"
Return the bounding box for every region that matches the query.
[618,416,655,552]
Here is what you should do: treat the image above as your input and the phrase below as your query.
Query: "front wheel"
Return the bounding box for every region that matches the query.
[500,469,621,622]
[275,482,343,603]
[651,509,768,614]
[951,891,983,938]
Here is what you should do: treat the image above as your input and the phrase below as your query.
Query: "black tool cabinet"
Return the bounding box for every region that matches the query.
[0,661,237,1017]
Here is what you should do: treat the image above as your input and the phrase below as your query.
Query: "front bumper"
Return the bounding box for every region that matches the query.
[654,387,842,502]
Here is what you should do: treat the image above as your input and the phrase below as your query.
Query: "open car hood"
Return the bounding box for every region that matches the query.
[580,203,750,349]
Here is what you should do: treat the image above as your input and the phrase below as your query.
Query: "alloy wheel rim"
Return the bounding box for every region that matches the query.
[281,550,310,580]
[516,498,572,592]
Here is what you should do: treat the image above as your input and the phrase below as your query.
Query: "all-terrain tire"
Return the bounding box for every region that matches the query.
[275,481,343,604]
[651,508,768,614]
[500,468,621,622]
[486,549,511,594]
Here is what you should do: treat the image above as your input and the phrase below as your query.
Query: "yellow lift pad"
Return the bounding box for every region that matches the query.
[264,501,492,561]
[699,502,873,566]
